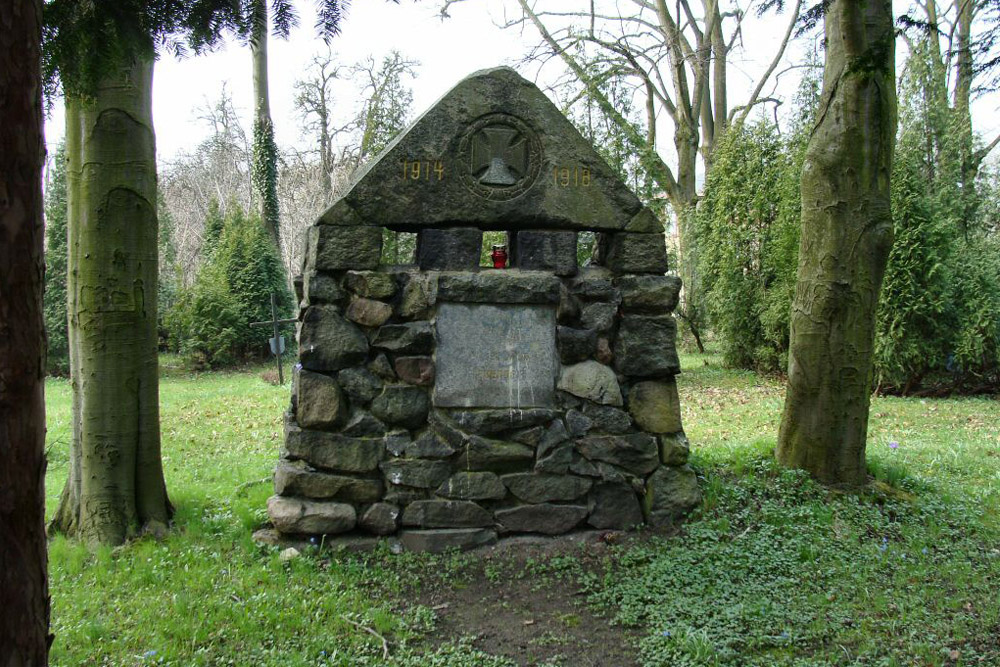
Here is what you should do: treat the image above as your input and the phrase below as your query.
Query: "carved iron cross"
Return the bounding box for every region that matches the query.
[469,126,528,186]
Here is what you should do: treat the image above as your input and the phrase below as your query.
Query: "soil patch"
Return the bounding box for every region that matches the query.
[408,531,650,666]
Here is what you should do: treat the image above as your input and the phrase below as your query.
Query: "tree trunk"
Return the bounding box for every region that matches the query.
[0,0,51,663]
[251,0,281,249]
[51,59,172,546]
[776,0,896,487]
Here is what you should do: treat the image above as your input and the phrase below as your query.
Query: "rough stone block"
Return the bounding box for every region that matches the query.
[316,198,365,226]
[436,272,561,304]
[402,500,493,528]
[295,370,346,430]
[285,428,384,473]
[371,322,434,355]
[344,271,397,299]
[337,367,383,406]
[340,410,387,437]
[510,230,578,276]
[417,227,483,270]
[399,273,438,319]
[405,431,456,458]
[346,298,393,328]
[299,306,369,372]
[501,473,592,503]
[557,327,597,364]
[449,408,556,435]
[587,482,643,530]
[303,271,345,305]
[455,435,534,473]
[576,434,659,476]
[614,315,680,378]
[565,410,593,437]
[436,472,507,501]
[307,225,382,271]
[397,528,498,553]
[569,270,619,302]
[359,502,400,536]
[658,432,691,466]
[600,232,668,275]
[368,353,398,381]
[616,275,681,314]
[643,465,702,527]
[580,302,616,333]
[273,462,383,503]
[379,459,451,489]
[557,361,623,406]
[628,380,683,433]
[394,356,435,386]
[495,504,588,535]
[370,385,429,429]
[581,404,632,434]
[624,207,665,233]
[267,496,357,535]
[534,444,572,474]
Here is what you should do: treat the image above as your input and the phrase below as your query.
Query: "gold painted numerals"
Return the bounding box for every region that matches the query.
[552,166,592,187]
[401,159,445,181]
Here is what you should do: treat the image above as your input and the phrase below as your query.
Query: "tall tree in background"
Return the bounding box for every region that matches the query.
[776,0,897,486]
[354,51,417,164]
[250,0,281,249]
[0,0,51,661]
[295,47,342,202]
[44,142,70,376]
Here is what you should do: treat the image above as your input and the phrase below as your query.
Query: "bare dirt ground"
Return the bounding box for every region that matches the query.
[408,531,648,667]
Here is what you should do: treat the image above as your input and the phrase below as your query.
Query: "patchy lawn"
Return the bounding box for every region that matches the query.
[44,352,1000,666]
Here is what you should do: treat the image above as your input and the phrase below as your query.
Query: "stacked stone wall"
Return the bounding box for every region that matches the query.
[266,203,701,552]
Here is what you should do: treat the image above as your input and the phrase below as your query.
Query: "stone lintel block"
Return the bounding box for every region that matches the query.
[316,198,365,226]
[267,496,357,535]
[436,271,561,305]
[307,225,382,272]
[614,314,680,378]
[397,528,498,553]
[285,427,384,473]
[455,435,534,473]
[274,462,383,503]
[299,306,369,371]
[628,380,683,433]
[510,230,578,276]
[494,504,588,535]
[449,408,556,436]
[295,370,346,430]
[624,207,665,233]
[615,275,681,314]
[600,232,668,275]
[417,227,483,270]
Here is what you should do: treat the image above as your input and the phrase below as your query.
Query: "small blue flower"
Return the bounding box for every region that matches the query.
[889,441,899,449]
[878,537,888,552]
[779,631,790,641]
[143,650,158,658]
[661,629,671,637]
[922,547,929,555]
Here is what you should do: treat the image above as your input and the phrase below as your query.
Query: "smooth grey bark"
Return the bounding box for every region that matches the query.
[776,0,897,487]
[51,60,172,546]
[0,0,51,662]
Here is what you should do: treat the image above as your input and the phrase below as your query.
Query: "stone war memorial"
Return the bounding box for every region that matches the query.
[261,67,701,553]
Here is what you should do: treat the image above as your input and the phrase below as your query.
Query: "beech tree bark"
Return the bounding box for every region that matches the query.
[0,0,51,662]
[776,0,897,486]
[50,60,172,546]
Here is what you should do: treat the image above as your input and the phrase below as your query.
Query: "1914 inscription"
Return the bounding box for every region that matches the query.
[434,303,557,408]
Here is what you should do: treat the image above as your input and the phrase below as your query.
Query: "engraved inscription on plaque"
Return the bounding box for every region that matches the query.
[434,303,557,408]
[458,113,542,201]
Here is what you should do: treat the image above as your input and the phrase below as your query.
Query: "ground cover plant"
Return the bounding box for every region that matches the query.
[44,351,999,666]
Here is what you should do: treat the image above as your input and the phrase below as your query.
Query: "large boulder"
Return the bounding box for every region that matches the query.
[628,380,683,433]
[643,465,702,527]
[299,306,369,371]
[557,361,623,406]
[267,496,357,535]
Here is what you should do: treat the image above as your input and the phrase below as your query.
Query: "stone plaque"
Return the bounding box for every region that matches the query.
[434,303,557,408]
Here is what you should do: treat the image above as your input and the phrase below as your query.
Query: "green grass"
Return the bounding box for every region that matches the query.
[43,352,1000,666]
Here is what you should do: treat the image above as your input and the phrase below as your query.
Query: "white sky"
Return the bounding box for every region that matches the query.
[43,0,1000,168]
